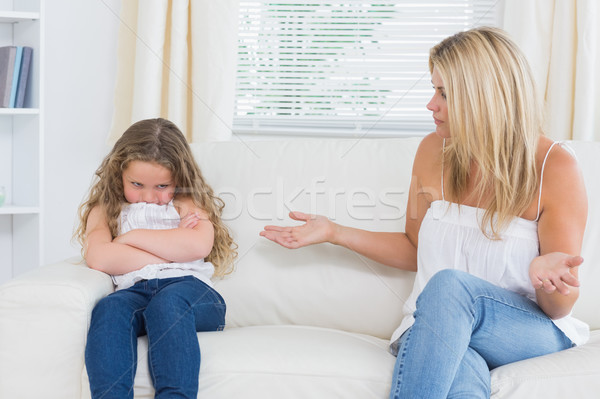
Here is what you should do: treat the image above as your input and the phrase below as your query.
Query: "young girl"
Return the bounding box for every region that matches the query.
[75,118,237,398]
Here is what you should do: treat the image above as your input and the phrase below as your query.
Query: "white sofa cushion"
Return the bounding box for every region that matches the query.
[490,330,600,398]
[130,326,395,399]
[118,328,600,399]
[0,259,113,399]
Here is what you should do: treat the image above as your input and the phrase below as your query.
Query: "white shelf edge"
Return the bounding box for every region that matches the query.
[0,206,41,215]
[0,108,40,115]
[0,11,40,23]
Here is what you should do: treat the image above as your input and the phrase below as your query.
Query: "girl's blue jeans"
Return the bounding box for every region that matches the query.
[85,276,226,399]
[390,269,573,399]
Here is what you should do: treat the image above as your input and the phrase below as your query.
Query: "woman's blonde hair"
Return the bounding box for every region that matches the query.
[429,27,542,238]
[75,118,237,276]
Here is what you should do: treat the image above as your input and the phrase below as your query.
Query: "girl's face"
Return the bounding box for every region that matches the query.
[122,161,175,205]
[427,67,450,138]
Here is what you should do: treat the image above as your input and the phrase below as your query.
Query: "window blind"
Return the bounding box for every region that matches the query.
[234,1,500,137]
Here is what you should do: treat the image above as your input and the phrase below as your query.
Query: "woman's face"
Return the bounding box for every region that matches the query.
[426,67,450,138]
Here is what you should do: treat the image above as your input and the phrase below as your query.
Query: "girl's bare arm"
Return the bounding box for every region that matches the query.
[84,206,169,275]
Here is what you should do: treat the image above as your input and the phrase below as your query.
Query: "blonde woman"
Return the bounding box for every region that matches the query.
[261,27,588,398]
[76,118,236,398]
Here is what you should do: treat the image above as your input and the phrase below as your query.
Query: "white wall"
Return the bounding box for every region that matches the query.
[43,0,121,264]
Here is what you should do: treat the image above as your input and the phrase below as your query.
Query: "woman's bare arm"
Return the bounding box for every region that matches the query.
[260,133,443,272]
[530,142,587,319]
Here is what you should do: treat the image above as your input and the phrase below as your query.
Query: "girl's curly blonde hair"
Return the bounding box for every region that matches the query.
[74,118,237,277]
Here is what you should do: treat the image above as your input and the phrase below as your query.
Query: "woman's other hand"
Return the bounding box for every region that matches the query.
[529,252,583,296]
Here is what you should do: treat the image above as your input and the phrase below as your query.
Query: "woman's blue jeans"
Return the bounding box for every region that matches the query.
[390,269,573,399]
[85,276,226,399]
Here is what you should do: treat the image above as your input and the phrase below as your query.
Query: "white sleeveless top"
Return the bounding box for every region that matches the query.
[390,142,589,346]
[111,201,215,290]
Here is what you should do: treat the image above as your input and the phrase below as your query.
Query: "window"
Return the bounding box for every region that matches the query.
[235,1,500,137]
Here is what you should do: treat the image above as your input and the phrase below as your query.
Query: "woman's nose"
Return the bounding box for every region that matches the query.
[427,96,437,112]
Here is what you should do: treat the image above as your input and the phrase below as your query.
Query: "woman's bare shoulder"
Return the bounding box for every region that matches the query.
[413,133,444,174]
[537,136,586,212]
[419,132,445,150]
[537,137,581,180]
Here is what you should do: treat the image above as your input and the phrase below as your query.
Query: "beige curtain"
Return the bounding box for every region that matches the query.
[109,0,240,143]
[504,0,600,141]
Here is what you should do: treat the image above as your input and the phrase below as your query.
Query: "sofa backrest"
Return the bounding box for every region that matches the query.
[191,138,600,339]
[192,138,421,339]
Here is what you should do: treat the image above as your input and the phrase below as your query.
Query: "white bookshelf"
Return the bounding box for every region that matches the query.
[0,11,40,23]
[0,0,44,285]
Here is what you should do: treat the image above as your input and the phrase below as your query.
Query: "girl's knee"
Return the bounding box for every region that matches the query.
[91,295,140,328]
[144,290,190,321]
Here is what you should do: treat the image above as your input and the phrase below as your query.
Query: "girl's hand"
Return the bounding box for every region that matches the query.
[529,252,583,296]
[260,211,336,249]
[179,212,203,229]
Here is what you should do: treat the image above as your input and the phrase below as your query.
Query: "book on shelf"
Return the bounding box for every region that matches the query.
[0,46,16,107]
[0,45,32,108]
[15,47,33,108]
[9,46,22,107]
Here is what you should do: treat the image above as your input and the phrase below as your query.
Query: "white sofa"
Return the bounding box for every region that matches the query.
[0,137,599,398]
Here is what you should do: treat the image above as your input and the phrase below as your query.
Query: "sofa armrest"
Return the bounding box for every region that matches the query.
[0,257,113,399]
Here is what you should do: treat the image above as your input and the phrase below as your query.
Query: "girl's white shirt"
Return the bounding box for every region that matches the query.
[111,201,215,290]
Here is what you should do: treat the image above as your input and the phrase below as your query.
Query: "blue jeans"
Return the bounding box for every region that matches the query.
[85,276,226,399]
[390,269,573,399]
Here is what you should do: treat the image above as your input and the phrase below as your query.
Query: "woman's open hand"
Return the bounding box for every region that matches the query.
[260,211,336,249]
[529,252,583,296]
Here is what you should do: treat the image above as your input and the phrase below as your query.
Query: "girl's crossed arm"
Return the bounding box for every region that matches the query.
[113,197,214,263]
[85,205,170,275]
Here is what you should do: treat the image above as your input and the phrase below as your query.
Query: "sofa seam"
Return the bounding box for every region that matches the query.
[200,370,391,383]
[493,368,600,388]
